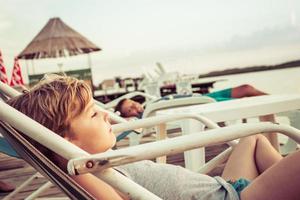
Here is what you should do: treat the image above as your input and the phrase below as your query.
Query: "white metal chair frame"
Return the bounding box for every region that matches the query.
[142,95,216,118]
[97,90,218,145]
[1,98,300,200]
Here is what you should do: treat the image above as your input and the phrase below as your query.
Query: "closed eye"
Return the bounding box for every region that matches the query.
[91,112,97,118]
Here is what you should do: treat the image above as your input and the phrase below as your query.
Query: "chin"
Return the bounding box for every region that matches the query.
[111,138,117,147]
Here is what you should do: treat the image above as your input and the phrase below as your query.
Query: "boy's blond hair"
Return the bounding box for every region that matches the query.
[7,74,92,160]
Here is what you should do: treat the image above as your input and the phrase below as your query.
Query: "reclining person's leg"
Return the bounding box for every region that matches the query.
[232,85,279,151]
[231,84,267,98]
[258,114,279,151]
[241,149,300,200]
[222,134,282,181]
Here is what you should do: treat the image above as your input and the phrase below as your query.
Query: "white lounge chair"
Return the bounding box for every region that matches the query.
[97,90,217,143]
[1,97,300,199]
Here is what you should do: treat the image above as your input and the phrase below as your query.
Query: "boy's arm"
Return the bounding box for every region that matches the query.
[72,173,128,200]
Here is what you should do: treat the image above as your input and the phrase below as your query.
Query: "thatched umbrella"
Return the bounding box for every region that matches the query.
[18,17,101,76]
[18,17,101,60]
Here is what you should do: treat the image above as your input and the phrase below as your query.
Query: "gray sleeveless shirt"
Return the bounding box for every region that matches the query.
[116,160,239,200]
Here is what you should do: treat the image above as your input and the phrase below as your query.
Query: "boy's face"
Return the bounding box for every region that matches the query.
[66,99,116,154]
[120,99,144,118]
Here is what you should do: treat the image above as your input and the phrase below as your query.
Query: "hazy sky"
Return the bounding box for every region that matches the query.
[1,0,300,84]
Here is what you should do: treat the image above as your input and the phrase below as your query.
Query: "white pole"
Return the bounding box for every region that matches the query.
[68,123,300,174]
[112,113,220,133]
[0,80,21,97]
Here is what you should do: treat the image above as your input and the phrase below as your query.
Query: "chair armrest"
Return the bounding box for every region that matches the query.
[143,96,216,117]
[112,113,220,134]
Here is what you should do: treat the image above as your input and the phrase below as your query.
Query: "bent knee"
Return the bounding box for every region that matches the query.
[239,84,255,93]
[239,135,258,148]
[240,134,265,146]
[255,134,266,141]
[238,84,265,96]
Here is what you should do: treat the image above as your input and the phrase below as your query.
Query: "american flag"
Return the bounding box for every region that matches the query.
[10,57,24,86]
[0,50,9,84]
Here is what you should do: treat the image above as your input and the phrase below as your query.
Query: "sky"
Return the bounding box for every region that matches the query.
[1,0,300,84]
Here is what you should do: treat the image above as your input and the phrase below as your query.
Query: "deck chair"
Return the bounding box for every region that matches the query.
[1,94,300,199]
[103,95,217,148]
[99,89,216,141]
[98,91,217,144]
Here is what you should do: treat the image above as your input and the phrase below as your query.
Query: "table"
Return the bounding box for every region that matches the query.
[156,94,300,171]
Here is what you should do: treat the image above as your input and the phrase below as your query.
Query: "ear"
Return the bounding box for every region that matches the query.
[63,132,75,143]
[64,133,81,147]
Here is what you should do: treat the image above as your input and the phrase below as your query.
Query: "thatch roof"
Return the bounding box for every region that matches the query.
[18,17,101,60]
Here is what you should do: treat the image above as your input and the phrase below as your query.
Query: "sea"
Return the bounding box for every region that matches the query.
[199,67,300,95]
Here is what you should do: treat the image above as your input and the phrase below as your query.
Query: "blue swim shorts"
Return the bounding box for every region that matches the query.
[155,88,233,103]
[205,88,233,102]
[228,178,251,197]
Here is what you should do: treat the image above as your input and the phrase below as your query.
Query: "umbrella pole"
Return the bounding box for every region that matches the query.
[87,53,91,69]
[87,53,95,96]
[24,60,30,86]
[31,60,35,74]
[25,60,30,75]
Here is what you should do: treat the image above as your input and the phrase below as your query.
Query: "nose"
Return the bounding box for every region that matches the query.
[103,111,110,123]
[139,106,144,112]
[137,105,143,113]
[134,103,143,111]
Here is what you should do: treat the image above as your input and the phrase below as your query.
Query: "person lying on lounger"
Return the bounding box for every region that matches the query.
[115,85,267,118]
[115,85,279,150]
[7,75,300,200]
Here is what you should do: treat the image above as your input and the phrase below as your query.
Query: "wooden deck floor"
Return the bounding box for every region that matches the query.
[0,153,66,200]
[0,136,228,199]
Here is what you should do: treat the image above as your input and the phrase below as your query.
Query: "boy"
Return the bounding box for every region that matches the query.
[7,75,300,200]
